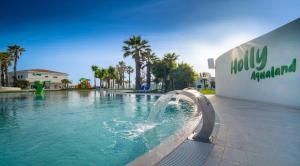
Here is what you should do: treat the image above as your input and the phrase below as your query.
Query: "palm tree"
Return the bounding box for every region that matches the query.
[116,65,122,88]
[114,69,122,89]
[0,53,4,87]
[126,66,134,89]
[123,35,150,90]
[61,79,72,89]
[117,61,126,88]
[162,53,178,92]
[0,61,4,86]
[8,45,25,87]
[91,65,99,88]
[107,66,116,89]
[0,52,11,87]
[96,68,106,89]
[101,69,109,88]
[143,49,158,87]
[163,53,178,67]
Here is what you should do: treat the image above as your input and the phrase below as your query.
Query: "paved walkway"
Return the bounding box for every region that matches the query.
[205,95,300,166]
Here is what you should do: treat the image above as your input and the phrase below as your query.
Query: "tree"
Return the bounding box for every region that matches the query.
[117,61,126,88]
[61,79,72,89]
[16,79,30,89]
[162,53,178,92]
[96,68,106,88]
[0,52,11,87]
[170,63,197,90]
[91,65,99,88]
[123,35,150,90]
[152,60,165,91]
[0,54,2,87]
[143,49,158,87]
[107,66,116,89]
[101,69,109,88]
[126,65,134,89]
[151,53,181,92]
[8,45,25,87]
[115,69,122,89]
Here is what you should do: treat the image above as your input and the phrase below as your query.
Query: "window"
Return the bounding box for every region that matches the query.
[53,76,58,78]
[33,73,41,76]
[45,76,48,78]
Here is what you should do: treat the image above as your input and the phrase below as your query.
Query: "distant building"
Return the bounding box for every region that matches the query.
[9,69,69,89]
[195,72,215,89]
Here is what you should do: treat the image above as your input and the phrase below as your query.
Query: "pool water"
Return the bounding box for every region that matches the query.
[0,90,195,166]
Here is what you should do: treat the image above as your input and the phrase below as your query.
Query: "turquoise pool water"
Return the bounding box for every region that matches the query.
[0,90,195,166]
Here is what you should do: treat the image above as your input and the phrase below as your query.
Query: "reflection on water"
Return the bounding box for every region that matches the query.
[0,90,194,166]
[34,94,45,100]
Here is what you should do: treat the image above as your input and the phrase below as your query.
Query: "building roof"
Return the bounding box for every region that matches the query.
[15,69,68,75]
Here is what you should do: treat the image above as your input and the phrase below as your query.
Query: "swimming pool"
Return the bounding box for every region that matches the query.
[0,90,196,166]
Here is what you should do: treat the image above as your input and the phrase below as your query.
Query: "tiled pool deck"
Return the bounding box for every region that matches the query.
[205,95,300,166]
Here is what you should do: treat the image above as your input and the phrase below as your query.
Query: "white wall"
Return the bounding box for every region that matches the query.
[26,72,68,83]
[215,18,300,108]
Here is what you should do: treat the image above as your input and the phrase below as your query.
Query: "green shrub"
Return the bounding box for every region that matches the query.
[200,89,215,94]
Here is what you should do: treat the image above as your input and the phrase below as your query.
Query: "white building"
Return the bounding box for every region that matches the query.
[9,69,69,89]
[195,72,215,89]
[215,18,300,108]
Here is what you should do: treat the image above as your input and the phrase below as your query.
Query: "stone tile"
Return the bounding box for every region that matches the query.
[206,95,300,166]
[213,137,227,147]
[245,151,294,166]
[204,156,219,166]
[209,145,224,159]
[219,159,239,166]
[222,147,248,165]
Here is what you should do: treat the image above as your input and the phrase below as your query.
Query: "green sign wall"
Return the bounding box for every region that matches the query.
[230,46,297,82]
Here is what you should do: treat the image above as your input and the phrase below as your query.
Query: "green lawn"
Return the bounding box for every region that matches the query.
[200,89,216,95]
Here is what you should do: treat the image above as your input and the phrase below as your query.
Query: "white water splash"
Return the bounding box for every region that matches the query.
[148,91,196,122]
[103,119,157,140]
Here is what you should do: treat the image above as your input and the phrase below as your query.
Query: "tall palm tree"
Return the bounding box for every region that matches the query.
[8,45,25,87]
[114,69,122,89]
[101,68,109,88]
[91,65,99,88]
[126,66,134,89]
[0,62,4,86]
[107,66,116,89]
[0,53,4,87]
[96,68,106,89]
[116,65,122,88]
[95,68,102,89]
[143,49,158,87]
[123,35,150,90]
[0,52,11,87]
[117,61,126,88]
[163,53,178,67]
[162,53,178,92]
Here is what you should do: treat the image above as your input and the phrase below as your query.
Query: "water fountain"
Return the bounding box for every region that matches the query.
[149,88,215,142]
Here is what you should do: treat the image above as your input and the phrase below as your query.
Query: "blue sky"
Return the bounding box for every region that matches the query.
[0,0,299,83]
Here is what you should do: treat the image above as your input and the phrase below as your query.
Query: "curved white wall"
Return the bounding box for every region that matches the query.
[215,18,300,108]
